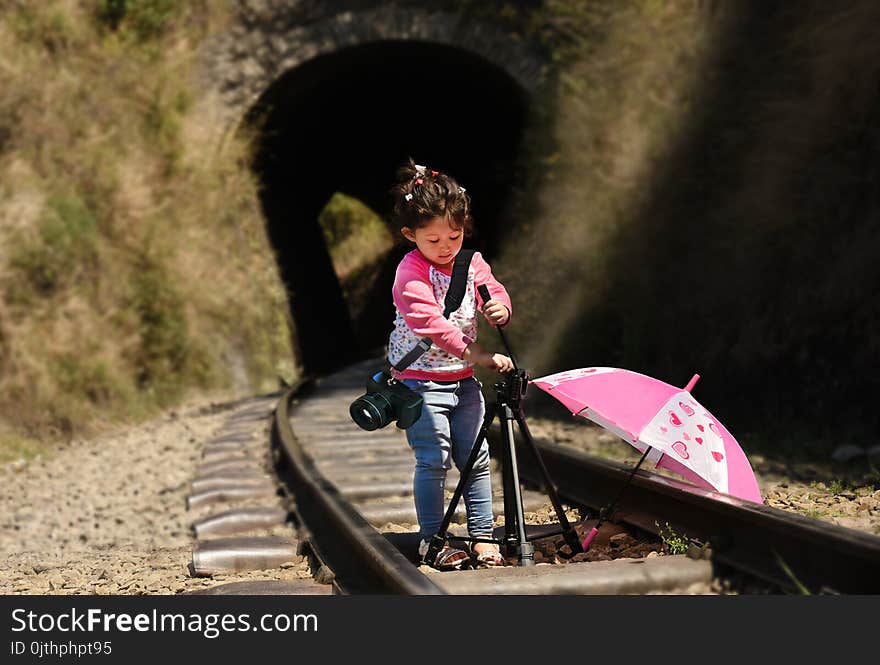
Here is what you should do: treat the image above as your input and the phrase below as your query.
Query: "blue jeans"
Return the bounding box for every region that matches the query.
[401,377,494,542]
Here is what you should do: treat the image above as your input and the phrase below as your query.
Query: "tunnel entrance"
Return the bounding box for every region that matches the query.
[246,39,529,376]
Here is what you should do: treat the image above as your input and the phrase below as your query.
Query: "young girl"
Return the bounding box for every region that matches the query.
[387,159,514,570]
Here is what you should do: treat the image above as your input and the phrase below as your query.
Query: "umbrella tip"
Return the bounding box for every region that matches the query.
[684,374,700,393]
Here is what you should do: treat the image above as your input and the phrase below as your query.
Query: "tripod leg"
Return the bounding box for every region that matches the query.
[514,411,583,556]
[501,405,534,566]
[500,407,517,545]
[423,401,498,567]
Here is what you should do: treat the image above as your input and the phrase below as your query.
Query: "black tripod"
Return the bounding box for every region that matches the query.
[423,287,583,567]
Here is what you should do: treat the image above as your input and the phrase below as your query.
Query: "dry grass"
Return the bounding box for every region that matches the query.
[0,2,293,452]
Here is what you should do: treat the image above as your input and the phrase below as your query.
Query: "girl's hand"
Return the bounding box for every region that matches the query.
[463,344,514,373]
[484,353,514,373]
[481,299,510,327]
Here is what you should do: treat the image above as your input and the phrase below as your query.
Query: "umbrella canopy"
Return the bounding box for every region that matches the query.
[531,367,762,504]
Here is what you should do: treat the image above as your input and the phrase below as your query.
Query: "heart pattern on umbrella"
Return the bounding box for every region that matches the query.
[644,392,728,493]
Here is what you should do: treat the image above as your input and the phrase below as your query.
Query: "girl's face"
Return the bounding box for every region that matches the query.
[401,216,464,269]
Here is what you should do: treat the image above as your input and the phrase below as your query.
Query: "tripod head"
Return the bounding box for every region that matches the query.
[494,368,530,409]
[476,285,530,408]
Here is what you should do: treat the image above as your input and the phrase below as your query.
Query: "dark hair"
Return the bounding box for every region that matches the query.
[390,158,473,239]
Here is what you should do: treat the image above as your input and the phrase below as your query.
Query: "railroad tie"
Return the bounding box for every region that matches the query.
[191,536,299,577]
[185,397,316,589]
[192,506,289,538]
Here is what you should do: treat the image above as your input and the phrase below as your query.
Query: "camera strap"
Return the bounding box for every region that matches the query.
[391,249,476,373]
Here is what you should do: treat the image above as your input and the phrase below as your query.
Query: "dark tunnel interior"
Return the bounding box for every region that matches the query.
[246,41,529,376]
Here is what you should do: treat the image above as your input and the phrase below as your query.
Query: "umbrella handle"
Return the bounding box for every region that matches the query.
[581,527,600,551]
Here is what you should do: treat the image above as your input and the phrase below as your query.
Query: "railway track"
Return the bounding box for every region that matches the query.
[188,358,880,595]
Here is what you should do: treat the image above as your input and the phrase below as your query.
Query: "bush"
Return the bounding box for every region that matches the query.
[318,192,393,278]
[53,352,123,406]
[95,0,178,41]
[129,249,191,400]
[8,192,99,298]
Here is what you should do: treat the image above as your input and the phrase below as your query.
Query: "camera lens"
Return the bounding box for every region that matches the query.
[350,393,395,431]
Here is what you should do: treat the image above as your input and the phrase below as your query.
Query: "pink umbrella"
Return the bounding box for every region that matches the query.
[531,367,762,548]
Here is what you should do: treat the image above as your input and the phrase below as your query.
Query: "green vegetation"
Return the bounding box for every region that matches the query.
[318,193,394,280]
[317,192,396,333]
[8,193,100,299]
[129,248,196,400]
[828,479,847,496]
[772,549,811,595]
[0,2,293,456]
[655,521,689,555]
[95,0,179,41]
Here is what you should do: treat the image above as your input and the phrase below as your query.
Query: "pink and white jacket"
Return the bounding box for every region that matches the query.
[387,249,512,381]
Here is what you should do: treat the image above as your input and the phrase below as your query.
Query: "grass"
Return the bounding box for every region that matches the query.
[827,479,847,496]
[318,193,393,280]
[0,1,293,455]
[0,426,45,466]
[655,521,690,555]
[7,192,100,300]
[772,549,812,595]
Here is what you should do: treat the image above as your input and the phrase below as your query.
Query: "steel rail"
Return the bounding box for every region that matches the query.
[500,432,880,594]
[269,360,879,594]
[272,383,443,595]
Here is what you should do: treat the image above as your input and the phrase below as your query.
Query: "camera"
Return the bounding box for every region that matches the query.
[349,369,423,431]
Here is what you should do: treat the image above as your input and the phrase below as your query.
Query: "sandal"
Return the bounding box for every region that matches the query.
[471,542,506,567]
[419,539,469,571]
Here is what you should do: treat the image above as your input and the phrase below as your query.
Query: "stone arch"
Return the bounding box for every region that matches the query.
[199,5,546,376]
[201,5,546,133]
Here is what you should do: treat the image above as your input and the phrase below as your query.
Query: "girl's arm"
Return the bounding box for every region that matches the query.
[472,252,512,327]
[462,342,515,372]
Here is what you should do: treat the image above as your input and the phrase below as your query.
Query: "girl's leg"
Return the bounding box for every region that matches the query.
[402,380,458,542]
[449,377,495,540]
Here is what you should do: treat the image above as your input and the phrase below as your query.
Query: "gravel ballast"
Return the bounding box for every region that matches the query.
[0,394,312,595]
[2,398,876,595]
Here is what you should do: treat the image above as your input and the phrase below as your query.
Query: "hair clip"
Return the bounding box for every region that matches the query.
[404,193,413,201]
[431,170,438,176]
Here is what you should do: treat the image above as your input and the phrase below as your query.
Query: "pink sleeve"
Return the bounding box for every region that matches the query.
[392,254,475,357]
[472,252,512,328]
